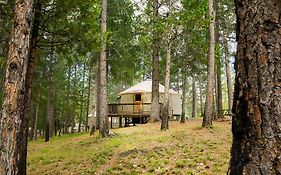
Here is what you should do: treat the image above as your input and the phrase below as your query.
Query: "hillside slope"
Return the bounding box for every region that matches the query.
[27,119,232,175]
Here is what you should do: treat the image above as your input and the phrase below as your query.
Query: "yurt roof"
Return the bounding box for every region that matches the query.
[118,80,180,95]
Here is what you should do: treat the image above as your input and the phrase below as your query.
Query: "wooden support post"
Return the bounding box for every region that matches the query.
[110,116,113,129]
[119,116,122,128]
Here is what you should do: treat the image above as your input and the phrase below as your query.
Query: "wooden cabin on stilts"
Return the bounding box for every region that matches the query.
[107,80,182,128]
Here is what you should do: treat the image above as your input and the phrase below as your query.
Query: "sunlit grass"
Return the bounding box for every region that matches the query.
[27,119,232,175]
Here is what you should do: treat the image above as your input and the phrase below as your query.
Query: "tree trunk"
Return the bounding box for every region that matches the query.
[33,92,40,140]
[99,0,109,137]
[90,65,97,135]
[29,102,35,141]
[19,0,41,172]
[229,1,281,174]
[64,66,71,134]
[161,42,171,130]
[78,63,86,132]
[95,60,101,131]
[216,57,223,118]
[150,0,160,123]
[0,0,34,174]
[45,73,53,142]
[225,59,233,111]
[0,68,4,105]
[180,66,187,123]
[28,0,41,141]
[45,52,55,141]
[198,77,204,117]
[85,66,92,132]
[71,64,77,134]
[202,0,215,127]
[192,74,197,118]
[223,33,233,112]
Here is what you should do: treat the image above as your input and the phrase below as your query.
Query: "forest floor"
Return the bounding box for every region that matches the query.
[27,118,232,175]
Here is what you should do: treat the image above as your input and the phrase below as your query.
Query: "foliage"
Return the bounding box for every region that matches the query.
[0,0,236,138]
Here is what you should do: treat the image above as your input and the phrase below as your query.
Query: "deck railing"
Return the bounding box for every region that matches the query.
[108,103,163,117]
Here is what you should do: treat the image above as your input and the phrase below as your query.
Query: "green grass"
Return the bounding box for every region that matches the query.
[27,119,232,175]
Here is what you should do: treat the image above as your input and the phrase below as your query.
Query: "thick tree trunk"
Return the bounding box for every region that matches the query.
[0,0,34,174]
[0,68,4,105]
[180,66,187,123]
[192,74,197,118]
[99,0,109,137]
[202,0,215,127]
[216,57,223,118]
[78,63,86,132]
[161,42,171,130]
[18,0,41,172]
[229,1,281,174]
[150,0,160,123]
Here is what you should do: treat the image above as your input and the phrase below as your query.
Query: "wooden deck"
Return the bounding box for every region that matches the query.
[107,103,163,128]
[108,103,163,117]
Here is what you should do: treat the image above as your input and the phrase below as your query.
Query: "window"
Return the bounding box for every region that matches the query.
[135,94,141,101]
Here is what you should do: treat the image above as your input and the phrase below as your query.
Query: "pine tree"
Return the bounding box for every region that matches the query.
[0,0,35,174]
[229,1,281,174]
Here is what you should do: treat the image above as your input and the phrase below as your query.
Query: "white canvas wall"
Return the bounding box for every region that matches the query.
[119,93,182,116]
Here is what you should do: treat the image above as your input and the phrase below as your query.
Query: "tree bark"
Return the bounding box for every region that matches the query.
[99,0,109,137]
[180,66,187,123]
[0,68,4,105]
[192,74,197,118]
[150,0,160,123]
[19,0,41,172]
[161,42,171,130]
[0,0,34,174]
[202,0,215,127]
[229,1,281,174]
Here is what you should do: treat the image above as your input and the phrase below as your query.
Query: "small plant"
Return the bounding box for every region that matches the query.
[176,160,186,168]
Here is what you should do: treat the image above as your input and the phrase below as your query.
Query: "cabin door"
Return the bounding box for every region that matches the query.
[133,94,142,113]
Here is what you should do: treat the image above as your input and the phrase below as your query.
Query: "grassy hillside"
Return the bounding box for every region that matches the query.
[27,119,232,175]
